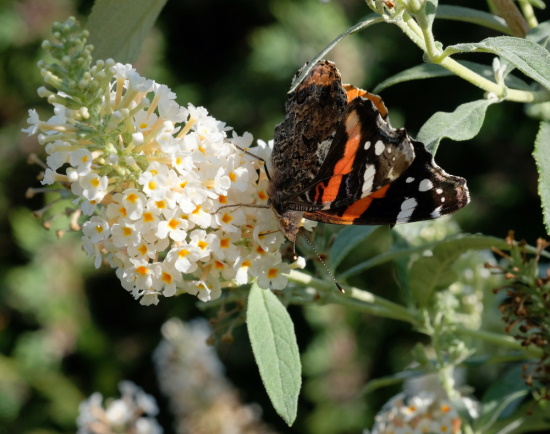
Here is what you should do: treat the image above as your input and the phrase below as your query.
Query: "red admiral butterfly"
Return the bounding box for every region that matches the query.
[266,60,470,242]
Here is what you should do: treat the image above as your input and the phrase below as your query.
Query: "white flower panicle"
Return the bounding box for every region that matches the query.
[154,318,277,434]
[367,390,478,434]
[77,381,162,434]
[24,18,292,305]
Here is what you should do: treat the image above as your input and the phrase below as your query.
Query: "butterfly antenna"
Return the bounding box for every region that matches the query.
[298,229,345,294]
[229,141,272,181]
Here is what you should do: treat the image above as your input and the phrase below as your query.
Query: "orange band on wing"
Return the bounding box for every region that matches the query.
[316,111,362,203]
[340,184,390,220]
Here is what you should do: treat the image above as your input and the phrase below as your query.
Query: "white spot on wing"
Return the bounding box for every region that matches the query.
[397,198,417,223]
[418,179,433,192]
[406,177,415,183]
[431,206,442,218]
[374,140,385,156]
[362,165,376,194]
[364,141,371,150]
[436,188,443,194]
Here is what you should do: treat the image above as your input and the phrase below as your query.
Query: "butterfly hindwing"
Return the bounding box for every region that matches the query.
[303,140,469,225]
[299,94,415,210]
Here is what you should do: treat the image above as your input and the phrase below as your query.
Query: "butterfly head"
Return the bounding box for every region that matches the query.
[270,205,304,243]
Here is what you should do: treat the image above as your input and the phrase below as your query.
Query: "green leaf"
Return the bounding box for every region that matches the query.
[329,226,379,270]
[533,121,550,235]
[490,400,550,434]
[409,234,506,308]
[444,36,550,90]
[529,0,546,8]
[436,5,511,35]
[361,369,422,395]
[475,364,529,432]
[416,99,494,154]
[86,0,168,63]
[247,284,301,425]
[372,61,530,94]
[340,233,550,281]
[526,20,550,47]
[390,230,413,304]
[423,0,438,30]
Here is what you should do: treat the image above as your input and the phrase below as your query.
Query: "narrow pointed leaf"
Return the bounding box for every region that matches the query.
[476,364,529,432]
[372,61,529,94]
[289,13,383,93]
[247,284,301,425]
[329,226,379,270]
[86,0,167,63]
[533,121,550,235]
[526,21,550,47]
[417,99,494,154]
[409,234,506,307]
[424,0,438,29]
[436,5,511,34]
[444,36,550,90]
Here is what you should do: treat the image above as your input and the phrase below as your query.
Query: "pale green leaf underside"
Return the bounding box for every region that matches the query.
[372,61,530,94]
[247,284,301,426]
[424,0,438,30]
[526,20,550,47]
[86,0,168,63]
[436,5,511,35]
[445,36,550,90]
[533,121,550,235]
[409,234,506,307]
[417,99,494,154]
[329,226,378,270]
[476,365,530,432]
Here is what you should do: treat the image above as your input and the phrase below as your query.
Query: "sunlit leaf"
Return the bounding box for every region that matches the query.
[436,5,511,34]
[444,36,550,90]
[409,234,506,307]
[247,284,301,426]
[417,99,494,154]
[533,121,550,235]
[329,226,379,270]
[372,61,529,94]
[476,364,529,432]
[86,0,167,63]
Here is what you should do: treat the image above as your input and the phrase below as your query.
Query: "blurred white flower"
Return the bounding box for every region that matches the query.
[77,381,162,434]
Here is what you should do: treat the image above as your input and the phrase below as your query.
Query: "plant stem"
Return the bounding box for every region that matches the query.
[439,56,550,103]
[393,3,549,103]
[288,270,544,359]
[394,12,427,51]
[454,325,544,358]
[287,270,422,325]
[518,0,539,28]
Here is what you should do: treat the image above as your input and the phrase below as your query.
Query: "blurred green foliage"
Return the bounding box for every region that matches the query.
[1,0,550,432]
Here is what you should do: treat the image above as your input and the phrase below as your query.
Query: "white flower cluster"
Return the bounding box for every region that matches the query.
[24,60,293,305]
[367,390,478,434]
[77,381,161,434]
[154,318,276,434]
